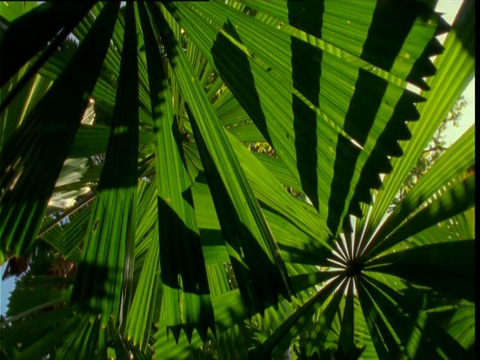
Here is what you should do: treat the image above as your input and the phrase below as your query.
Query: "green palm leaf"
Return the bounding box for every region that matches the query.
[0,1,475,359]
[372,125,474,244]
[0,2,94,87]
[363,0,475,241]
[367,240,475,302]
[71,2,138,327]
[0,1,119,262]
[138,1,215,342]
[149,2,294,313]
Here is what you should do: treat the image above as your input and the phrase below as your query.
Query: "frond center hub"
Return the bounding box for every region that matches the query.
[345,259,363,277]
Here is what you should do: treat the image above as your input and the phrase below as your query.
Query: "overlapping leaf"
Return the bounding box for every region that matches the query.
[0,2,119,262]
[149,2,294,315]
[71,2,138,327]
[137,1,215,342]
